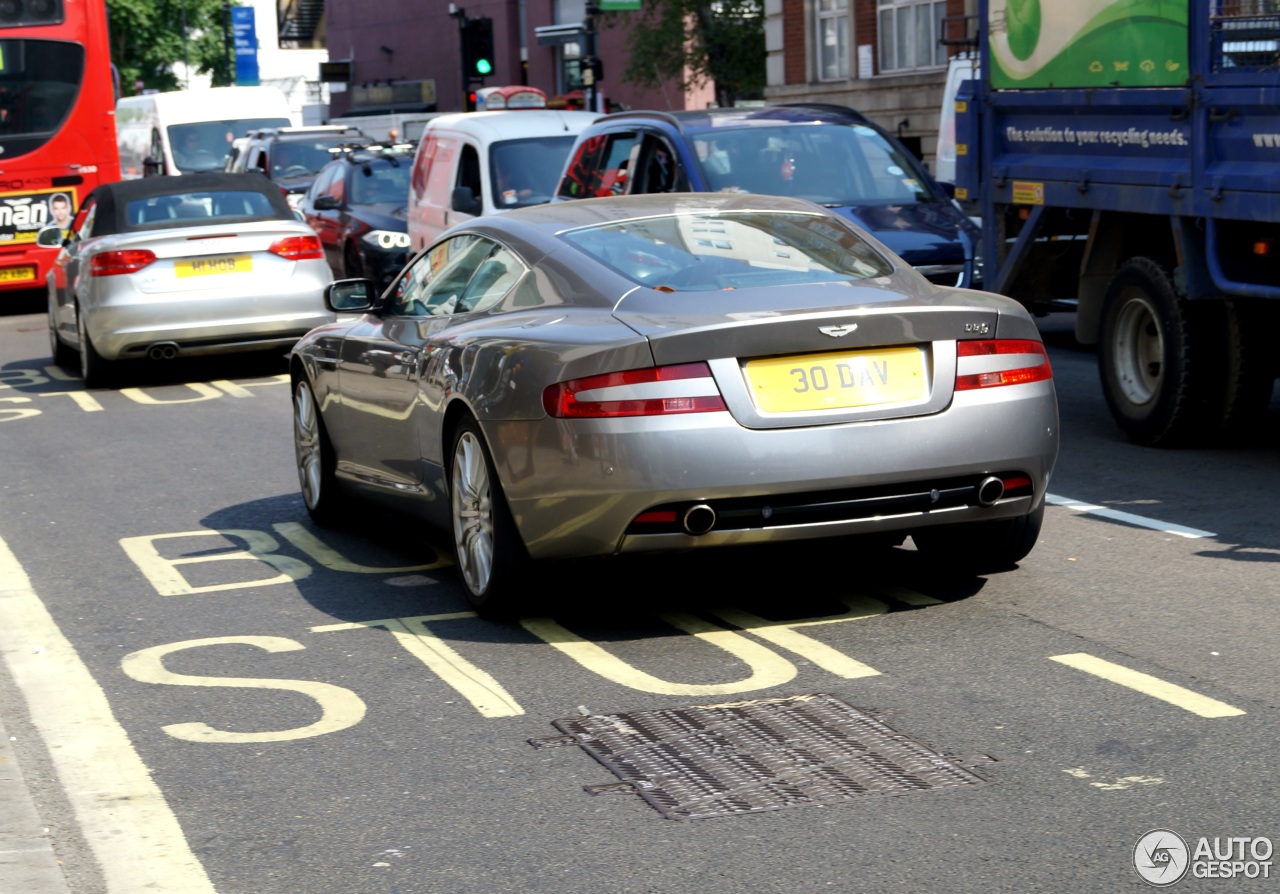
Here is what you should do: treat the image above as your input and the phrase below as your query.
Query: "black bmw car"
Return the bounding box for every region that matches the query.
[299,144,413,289]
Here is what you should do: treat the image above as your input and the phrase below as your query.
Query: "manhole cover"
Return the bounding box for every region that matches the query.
[532,693,994,820]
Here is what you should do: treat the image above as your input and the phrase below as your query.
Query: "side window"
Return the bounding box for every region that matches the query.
[456,143,482,208]
[74,199,97,239]
[308,166,335,201]
[390,235,487,316]
[327,167,346,203]
[632,136,685,194]
[556,134,606,199]
[456,246,525,314]
[600,133,643,196]
[411,135,438,202]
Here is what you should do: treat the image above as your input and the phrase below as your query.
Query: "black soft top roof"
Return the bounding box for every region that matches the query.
[87,172,294,236]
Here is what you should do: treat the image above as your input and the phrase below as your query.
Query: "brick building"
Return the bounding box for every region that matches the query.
[764,0,977,172]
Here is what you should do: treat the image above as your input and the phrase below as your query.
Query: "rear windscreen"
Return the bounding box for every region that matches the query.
[125,190,283,228]
[562,210,893,291]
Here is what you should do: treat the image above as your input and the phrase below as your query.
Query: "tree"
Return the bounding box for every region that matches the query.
[107,0,238,95]
[604,0,765,109]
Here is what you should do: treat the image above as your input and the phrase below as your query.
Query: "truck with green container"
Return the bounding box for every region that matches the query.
[955,0,1279,445]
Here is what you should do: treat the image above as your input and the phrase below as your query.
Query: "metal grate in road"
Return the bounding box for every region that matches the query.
[535,693,994,820]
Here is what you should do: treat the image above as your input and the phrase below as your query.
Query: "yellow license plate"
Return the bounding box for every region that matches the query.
[744,346,927,413]
[175,255,252,278]
[0,265,36,283]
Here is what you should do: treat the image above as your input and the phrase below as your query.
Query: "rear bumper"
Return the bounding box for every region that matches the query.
[86,267,333,360]
[487,381,1059,559]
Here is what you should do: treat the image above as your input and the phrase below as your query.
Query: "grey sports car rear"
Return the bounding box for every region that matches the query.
[290,193,1058,617]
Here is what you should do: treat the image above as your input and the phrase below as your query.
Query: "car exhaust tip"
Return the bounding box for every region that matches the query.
[147,342,179,360]
[682,504,716,536]
[977,476,1005,507]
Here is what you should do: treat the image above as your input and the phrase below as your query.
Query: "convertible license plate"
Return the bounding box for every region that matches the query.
[0,265,36,283]
[175,255,252,278]
[744,346,927,413]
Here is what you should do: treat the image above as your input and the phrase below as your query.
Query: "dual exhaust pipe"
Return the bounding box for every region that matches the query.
[676,477,1007,538]
[146,342,179,361]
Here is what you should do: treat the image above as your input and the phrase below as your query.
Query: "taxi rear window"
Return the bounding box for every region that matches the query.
[561,210,892,291]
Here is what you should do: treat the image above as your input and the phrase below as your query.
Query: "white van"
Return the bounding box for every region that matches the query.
[116,86,295,178]
[407,109,600,251]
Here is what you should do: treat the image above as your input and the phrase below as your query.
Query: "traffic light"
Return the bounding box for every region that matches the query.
[462,17,494,80]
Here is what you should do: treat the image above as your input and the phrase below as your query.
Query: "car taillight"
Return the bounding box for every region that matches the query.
[955,339,1052,391]
[543,362,727,418]
[269,235,324,260]
[90,249,157,276]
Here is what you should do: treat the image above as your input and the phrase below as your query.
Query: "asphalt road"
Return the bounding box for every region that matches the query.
[1,292,1277,894]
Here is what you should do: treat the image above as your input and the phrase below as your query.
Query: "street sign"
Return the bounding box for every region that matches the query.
[598,0,642,9]
[231,7,260,86]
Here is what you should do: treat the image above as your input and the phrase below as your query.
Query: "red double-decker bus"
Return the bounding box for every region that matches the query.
[0,0,120,294]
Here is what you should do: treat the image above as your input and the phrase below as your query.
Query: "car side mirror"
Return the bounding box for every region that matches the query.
[450,185,481,216]
[36,225,66,248]
[313,195,341,211]
[142,155,164,177]
[325,278,377,313]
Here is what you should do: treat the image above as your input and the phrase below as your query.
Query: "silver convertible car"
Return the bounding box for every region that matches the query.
[42,172,334,387]
[291,194,1058,617]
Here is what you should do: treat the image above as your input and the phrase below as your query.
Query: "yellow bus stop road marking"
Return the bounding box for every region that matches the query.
[0,535,215,893]
[1049,653,1245,718]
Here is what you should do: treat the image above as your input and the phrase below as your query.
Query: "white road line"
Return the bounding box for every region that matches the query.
[1046,493,1216,539]
[1050,653,1246,718]
[0,535,216,893]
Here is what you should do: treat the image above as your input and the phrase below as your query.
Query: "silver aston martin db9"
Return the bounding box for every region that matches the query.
[290,193,1058,617]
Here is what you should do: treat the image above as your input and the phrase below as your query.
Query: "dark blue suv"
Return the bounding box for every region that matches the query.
[555,105,980,288]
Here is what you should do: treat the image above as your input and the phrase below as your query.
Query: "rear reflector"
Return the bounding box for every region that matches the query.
[268,235,324,260]
[955,339,1052,390]
[543,362,727,418]
[90,249,156,276]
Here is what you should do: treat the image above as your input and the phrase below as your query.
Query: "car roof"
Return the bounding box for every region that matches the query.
[496,192,835,236]
[587,104,876,133]
[86,172,294,236]
[423,110,601,141]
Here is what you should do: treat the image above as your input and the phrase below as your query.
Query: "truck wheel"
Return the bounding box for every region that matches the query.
[1219,299,1276,440]
[1098,258,1223,446]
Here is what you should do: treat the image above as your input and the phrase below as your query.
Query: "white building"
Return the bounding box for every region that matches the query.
[172,0,329,125]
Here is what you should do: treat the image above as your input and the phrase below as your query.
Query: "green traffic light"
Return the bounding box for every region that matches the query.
[476,59,492,75]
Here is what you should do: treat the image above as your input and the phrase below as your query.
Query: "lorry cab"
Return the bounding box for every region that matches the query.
[115,86,295,179]
[407,108,599,251]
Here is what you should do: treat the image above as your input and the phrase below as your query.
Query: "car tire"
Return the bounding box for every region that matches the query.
[76,305,113,388]
[449,416,528,620]
[293,377,347,526]
[1098,257,1224,446]
[911,501,1045,575]
[344,243,364,279]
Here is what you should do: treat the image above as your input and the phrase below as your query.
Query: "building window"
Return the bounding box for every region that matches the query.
[877,0,948,72]
[816,0,850,81]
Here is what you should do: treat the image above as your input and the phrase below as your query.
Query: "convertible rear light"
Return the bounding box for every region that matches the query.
[90,249,156,276]
[268,235,324,260]
[544,362,727,418]
[954,339,1052,390]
